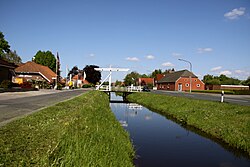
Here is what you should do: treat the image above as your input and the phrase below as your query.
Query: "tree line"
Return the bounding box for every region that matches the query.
[203,74,250,86]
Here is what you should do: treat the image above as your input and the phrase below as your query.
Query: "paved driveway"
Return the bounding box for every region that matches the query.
[0,89,91,126]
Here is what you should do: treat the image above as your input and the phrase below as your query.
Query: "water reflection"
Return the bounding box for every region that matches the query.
[110,93,250,167]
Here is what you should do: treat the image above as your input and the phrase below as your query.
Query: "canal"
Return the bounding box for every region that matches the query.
[110,93,250,167]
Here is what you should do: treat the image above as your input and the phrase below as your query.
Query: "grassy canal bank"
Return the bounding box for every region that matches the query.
[0,91,134,166]
[127,92,250,156]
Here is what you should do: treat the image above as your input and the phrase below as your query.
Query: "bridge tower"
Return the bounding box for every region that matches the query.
[95,67,129,91]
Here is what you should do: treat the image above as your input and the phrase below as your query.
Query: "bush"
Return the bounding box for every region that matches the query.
[82,84,92,88]
[56,83,62,90]
[20,82,32,89]
[11,82,20,87]
[0,80,12,89]
[233,90,250,95]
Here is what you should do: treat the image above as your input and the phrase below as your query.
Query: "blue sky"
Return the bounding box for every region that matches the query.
[1,0,250,81]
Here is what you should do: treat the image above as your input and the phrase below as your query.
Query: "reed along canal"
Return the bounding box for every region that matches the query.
[110,93,249,167]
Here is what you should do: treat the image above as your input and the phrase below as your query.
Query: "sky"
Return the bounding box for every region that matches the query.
[1,0,250,82]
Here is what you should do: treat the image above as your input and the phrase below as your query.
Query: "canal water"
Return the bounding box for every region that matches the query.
[110,93,250,167]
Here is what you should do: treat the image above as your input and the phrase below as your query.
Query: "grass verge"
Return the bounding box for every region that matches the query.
[0,91,134,166]
[127,92,250,155]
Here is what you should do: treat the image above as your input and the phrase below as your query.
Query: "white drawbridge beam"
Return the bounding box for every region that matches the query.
[95,67,129,91]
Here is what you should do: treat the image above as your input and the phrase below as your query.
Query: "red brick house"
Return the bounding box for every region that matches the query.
[156,70,204,91]
[15,61,57,84]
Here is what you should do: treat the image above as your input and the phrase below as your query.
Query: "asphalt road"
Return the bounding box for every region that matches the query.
[0,89,90,126]
[152,90,250,106]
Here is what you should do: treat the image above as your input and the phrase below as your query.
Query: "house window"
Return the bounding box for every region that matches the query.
[197,84,200,87]
[184,79,187,82]
[185,83,189,87]
[194,79,197,82]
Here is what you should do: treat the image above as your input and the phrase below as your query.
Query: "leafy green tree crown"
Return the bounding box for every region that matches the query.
[0,32,10,57]
[203,74,241,85]
[83,65,101,84]
[33,50,56,72]
[1,50,22,64]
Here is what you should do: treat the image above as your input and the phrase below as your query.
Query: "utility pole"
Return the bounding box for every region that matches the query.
[178,58,192,93]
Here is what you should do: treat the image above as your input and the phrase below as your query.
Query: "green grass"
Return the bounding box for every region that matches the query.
[127,92,250,155]
[0,91,134,166]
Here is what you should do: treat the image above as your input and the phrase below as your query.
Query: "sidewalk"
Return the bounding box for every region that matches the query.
[0,89,62,101]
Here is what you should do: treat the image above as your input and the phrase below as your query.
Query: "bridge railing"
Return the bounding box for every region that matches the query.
[127,86,142,92]
[96,85,142,92]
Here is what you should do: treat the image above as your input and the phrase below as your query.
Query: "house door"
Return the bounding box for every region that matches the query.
[178,83,182,91]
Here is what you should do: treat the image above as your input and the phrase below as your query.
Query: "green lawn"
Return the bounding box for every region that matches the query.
[0,91,134,166]
[127,92,250,155]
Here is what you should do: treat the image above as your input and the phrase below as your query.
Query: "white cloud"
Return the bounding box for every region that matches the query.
[234,70,250,79]
[146,55,155,60]
[162,62,174,67]
[210,66,222,72]
[89,53,95,57]
[197,48,213,54]
[235,70,244,74]
[224,7,246,20]
[172,53,182,57]
[126,57,139,62]
[220,70,232,76]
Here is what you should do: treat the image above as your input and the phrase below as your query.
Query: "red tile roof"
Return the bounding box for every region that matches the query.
[138,78,154,84]
[15,61,56,83]
[156,74,165,81]
[158,70,197,83]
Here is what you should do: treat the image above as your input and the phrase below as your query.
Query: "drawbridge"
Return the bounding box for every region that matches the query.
[94,67,142,102]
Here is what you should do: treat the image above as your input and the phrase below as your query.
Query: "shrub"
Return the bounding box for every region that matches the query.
[0,80,12,89]
[11,82,20,87]
[233,90,250,95]
[20,82,32,89]
[56,83,62,90]
[82,84,92,88]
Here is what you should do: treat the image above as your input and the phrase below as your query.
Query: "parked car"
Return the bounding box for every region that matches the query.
[142,86,150,92]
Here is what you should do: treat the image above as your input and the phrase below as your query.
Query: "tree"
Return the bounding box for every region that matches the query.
[33,50,56,72]
[2,50,22,64]
[115,80,122,86]
[140,74,149,78]
[83,65,101,84]
[0,32,10,57]
[203,74,241,85]
[242,76,250,86]
[124,71,140,86]
[67,66,80,79]
[203,74,215,84]
[150,69,162,78]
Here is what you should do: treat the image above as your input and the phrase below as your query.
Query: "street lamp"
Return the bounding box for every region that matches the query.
[178,58,192,93]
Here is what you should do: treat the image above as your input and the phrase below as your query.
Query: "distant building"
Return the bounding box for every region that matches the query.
[136,78,154,86]
[156,70,205,91]
[15,61,57,84]
[0,58,17,83]
[71,73,89,88]
[206,84,249,90]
